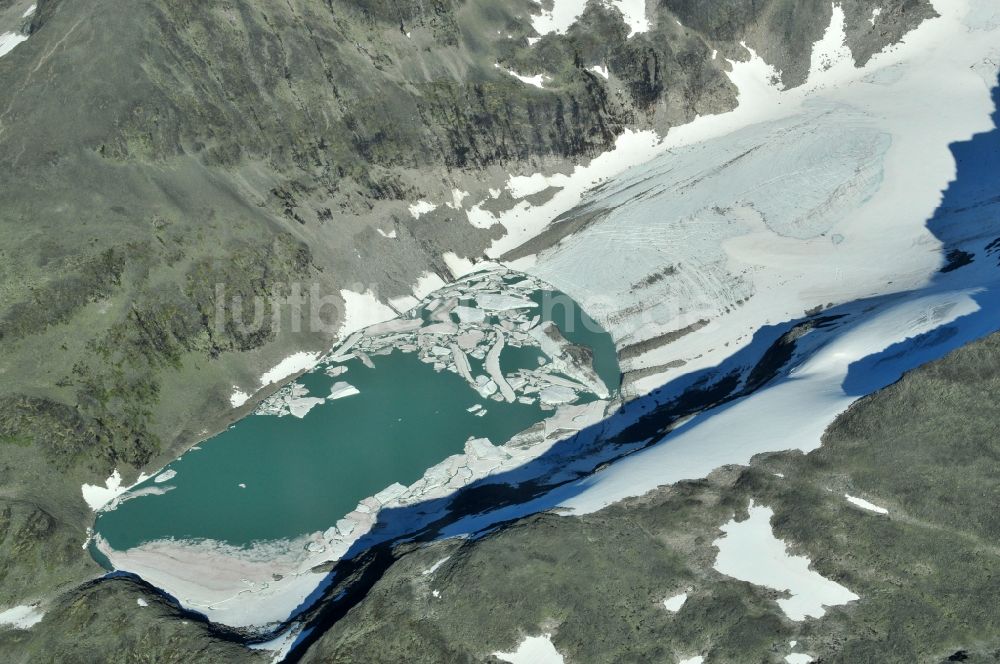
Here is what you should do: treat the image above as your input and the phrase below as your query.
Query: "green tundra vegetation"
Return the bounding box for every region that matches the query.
[0,0,937,658]
[296,331,1000,664]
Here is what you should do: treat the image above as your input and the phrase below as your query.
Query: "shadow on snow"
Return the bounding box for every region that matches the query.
[271,74,1000,659]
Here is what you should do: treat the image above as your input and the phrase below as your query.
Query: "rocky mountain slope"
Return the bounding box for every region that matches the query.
[299,330,1000,664]
[0,0,943,659]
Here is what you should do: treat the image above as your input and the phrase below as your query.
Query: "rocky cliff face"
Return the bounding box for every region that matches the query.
[0,0,932,657]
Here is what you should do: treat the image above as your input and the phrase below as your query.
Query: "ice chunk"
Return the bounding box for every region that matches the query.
[365,318,423,335]
[539,385,577,405]
[475,294,538,311]
[373,482,408,505]
[328,382,360,400]
[485,335,516,402]
[454,305,486,323]
[154,469,177,484]
[475,375,498,397]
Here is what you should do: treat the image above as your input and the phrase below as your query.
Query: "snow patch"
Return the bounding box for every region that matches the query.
[259,352,320,387]
[339,289,397,336]
[528,0,648,37]
[0,605,43,630]
[230,388,250,408]
[154,469,176,484]
[0,32,28,58]
[845,494,888,514]
[448,189,469,210]
[610,0,651,36]
[662,592,688,612]
[408,200,437,219]
[421,556,451,576]
[713,502,858,620]
[249,623,310,664]
[805,4,855,89]
[495,63,548,88]
[82,469,152,512]
[493,634,565,664]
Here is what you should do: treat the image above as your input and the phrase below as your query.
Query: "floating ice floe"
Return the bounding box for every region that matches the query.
[257,383,326,418]
[154,469,176,484]
[341,268,611,410]
[475,293,538,311]
[539,385,577,405]
[327,381,360,400]
[712,502,858,620]
[136,598,148,607]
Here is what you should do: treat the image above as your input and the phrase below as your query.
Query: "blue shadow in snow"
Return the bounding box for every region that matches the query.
[278,74,1000,659]
[843,73,1000,394]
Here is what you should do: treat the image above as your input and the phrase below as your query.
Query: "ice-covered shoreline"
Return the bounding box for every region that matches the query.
[92,0,1000,636]
[96,269,616,629]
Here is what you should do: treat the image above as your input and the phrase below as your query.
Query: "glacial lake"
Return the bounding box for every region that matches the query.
[93,277,619,559]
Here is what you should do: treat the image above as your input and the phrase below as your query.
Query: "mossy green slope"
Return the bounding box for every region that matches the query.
[301,331,1000,664]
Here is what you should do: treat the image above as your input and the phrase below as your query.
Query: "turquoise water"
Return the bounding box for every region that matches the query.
[529,288,621,391]
[94,288,619,554]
